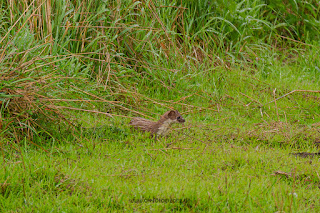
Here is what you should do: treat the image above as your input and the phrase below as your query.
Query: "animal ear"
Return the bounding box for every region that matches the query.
[168,110,176,119]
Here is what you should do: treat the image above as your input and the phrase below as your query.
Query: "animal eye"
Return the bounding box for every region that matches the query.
[177,116,181,119]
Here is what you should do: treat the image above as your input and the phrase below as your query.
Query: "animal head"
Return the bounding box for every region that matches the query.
[166,110,185,123]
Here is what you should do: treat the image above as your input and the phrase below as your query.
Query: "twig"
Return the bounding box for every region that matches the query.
[50,105,123,118]
[29,140,49,153]
[103,174,140,177]
[146,147,196,151]
[272,171,292,178]
[39,98,119,103]
[181,132,210,146]
[126,89,218,112]
[263,90,320,106]
[290,152,320,158]
[276,34,313,47]
[273,89,280,121]
[70,85,153,119]
[201,145,209,155]
[104,52,111,89]
[239,92,262,105]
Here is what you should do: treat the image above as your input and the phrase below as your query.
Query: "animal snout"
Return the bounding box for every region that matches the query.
[178,117,185,123]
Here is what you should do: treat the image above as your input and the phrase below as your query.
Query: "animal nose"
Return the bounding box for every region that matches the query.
[179,118,185,123]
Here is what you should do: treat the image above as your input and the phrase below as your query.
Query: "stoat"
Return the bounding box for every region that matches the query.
[129,110,185,137]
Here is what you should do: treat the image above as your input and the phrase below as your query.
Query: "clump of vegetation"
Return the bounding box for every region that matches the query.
[1,0,320,140]
[1,71,54,140]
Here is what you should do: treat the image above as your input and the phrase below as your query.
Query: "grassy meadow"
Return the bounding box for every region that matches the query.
[2,0,320,211]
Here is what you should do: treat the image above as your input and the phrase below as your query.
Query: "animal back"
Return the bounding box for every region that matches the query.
[129,117,158,134]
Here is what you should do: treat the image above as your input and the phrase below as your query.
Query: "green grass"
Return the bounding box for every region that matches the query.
[2,0,320,212]
[2,121,320,212]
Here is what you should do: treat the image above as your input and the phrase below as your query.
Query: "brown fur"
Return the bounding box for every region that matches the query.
[129,110,185,136]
